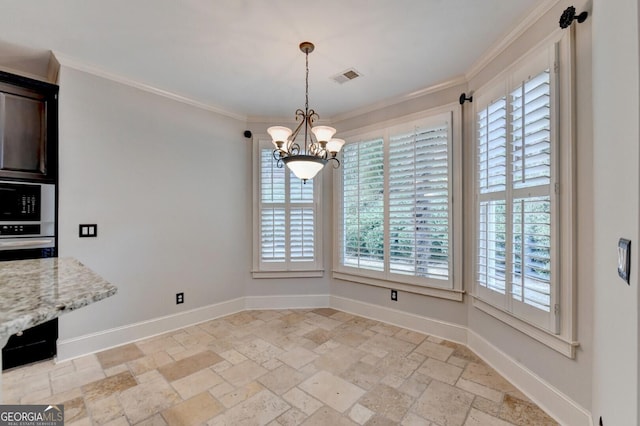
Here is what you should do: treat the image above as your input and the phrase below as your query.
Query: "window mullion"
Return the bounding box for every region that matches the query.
[517,199,525,304]
[412,129,418,274]
[284,169,291,269]
[520,84,526,186]
[484,111,489,190]
[383,130,391,277]
[356,145,362,267]
[505,81,515,313]
[550,43,561,332]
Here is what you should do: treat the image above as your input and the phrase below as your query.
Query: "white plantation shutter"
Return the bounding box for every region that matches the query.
[475,50,558,331]
[477,97,508,299]
[256,143,320,273]
[337,111,459,292]
[290,207,314,261]
[477,200,507,294]
[341,139,384,271]
[389,123,450,281]
[478,98,507,194]
[512,197,551,311]
[290,176,315,262]
[510,69,553,318]
[260,149,286,263]
[511,71,551,189]
[261,208,285,262]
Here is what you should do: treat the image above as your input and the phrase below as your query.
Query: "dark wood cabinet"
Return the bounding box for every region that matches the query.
[2,318,58,370]
[0,71,58,183]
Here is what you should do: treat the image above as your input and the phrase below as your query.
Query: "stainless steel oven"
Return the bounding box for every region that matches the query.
[0,180,55,260]
[1,179,57,369]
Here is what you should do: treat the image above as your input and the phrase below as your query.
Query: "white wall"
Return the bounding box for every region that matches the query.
[56,66,251,340]
[591,0,640,424]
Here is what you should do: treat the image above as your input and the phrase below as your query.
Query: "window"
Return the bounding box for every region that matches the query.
[252,139,322,278]
[334,108,462,300]
[473,32,577,357]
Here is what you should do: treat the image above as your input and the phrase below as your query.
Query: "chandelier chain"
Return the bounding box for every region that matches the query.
[305,48,309,115]
[303,48,310,151]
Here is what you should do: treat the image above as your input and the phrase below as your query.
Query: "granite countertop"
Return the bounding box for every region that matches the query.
[0,257,117,341]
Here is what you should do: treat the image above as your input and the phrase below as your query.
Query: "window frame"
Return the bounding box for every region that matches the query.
[333,105,463,301]
[252,137,324,278]
[471,30,578,358]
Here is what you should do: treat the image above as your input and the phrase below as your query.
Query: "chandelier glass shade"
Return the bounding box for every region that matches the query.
[268,42,345,183]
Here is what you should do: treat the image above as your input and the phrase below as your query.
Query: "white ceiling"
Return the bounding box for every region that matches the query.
[0,0,540,119]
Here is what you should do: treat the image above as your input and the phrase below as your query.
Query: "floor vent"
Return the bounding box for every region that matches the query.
[332,68,362,84]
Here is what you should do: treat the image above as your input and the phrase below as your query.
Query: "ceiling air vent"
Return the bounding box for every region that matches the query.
[331,68,362,84]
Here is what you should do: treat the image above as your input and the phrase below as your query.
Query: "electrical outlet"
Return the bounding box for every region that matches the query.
[391,289,398,301]
[176,292,184,304]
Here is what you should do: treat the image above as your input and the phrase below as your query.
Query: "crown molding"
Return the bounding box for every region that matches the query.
[0,64,51,83]
[465,0,560,81]
[52,51,247,122]
[47,51,60,84]
[328,75,467,123]
[245,115,334,126]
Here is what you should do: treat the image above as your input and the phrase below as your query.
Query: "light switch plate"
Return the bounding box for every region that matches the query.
[79,224,98,238]
[617,238,631,284]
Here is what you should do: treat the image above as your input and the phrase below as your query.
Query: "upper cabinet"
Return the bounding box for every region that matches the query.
[0,71,58,183]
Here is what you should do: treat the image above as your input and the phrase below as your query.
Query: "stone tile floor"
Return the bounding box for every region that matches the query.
[3,309,558,425]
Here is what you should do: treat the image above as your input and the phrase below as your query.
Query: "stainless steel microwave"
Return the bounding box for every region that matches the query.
[0,71,58,183]
[0,180,55,253]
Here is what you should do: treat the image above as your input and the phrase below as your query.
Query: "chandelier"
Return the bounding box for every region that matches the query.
[268,42,345,183]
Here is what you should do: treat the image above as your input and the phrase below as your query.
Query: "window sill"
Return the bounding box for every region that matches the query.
[472,296,579,358]
[252,269,324,279]
[333,271,465,302]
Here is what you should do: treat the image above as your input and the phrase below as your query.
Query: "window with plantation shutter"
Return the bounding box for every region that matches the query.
[473,34,577,357]
[253,139,322,277]
[335,109,462,300]
[475,66,556,330]
[389,123,450,280]
[341,138,384,271]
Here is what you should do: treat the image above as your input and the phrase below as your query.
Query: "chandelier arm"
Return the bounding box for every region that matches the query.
[308,141,327,158]
[288,111,307,149]
[329,156,341,169]
[289,142,300,155]
[273,149,283,161]
[307,110,318,126]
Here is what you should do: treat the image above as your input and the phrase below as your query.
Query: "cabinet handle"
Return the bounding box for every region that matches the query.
[0,239,53,247]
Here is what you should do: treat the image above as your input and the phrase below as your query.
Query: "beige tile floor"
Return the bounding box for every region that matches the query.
[3,309,558,425]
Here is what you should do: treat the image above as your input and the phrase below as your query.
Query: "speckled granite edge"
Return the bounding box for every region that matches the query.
[0,257,118,341]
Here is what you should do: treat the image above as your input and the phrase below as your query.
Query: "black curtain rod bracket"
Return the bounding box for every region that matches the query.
[559,6,588,29]
[459,93,473,105]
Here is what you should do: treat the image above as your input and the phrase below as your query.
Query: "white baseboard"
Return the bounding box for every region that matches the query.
[56,297,245,362]
[329,295,468,345]
[55,294,591,425]
[244,294,330,310]
[467,330,593,426]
